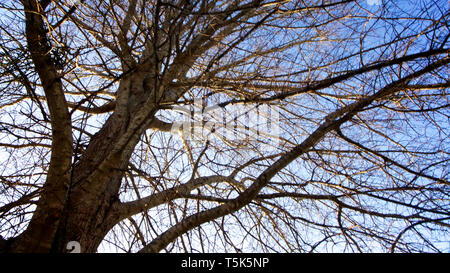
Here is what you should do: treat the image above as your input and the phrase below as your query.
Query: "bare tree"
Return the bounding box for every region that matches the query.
[0,0,448,253]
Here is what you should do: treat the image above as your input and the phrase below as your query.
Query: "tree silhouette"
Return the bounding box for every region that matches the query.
[0,0,448,253]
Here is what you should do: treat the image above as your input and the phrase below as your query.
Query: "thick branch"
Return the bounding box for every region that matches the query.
[138,56,450,253]
[68,100,116,114]
[12,0,74,252]
[116,175,237,222]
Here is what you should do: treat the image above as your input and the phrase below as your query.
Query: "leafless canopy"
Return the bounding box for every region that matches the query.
[0,0,449,253]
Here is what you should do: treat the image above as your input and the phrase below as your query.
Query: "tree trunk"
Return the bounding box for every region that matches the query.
[6,72,151,253]
[50,113,131,253]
